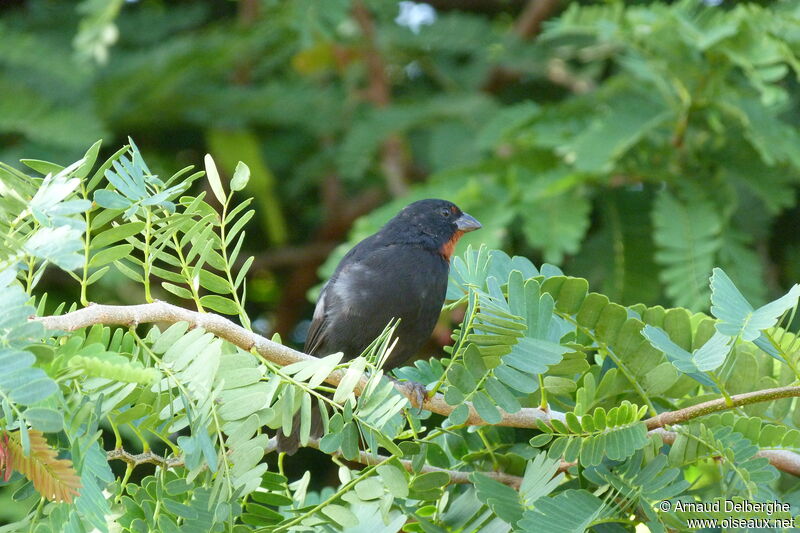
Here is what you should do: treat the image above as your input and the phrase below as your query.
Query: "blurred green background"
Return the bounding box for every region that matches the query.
[3,0,800,334]
[2,0,800,525]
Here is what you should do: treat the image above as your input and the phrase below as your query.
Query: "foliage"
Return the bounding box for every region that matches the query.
[316,0,800,313]
[2,0,800,530]
[1,0,799,323]
[2,142,800,531]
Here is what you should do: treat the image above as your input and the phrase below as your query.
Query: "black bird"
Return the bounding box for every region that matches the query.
[276,199,481,454]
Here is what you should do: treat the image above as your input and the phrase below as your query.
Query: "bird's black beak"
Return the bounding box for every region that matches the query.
[455,212,481,233]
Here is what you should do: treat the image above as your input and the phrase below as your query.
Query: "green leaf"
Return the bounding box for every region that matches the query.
[483,376,521,413]
[321,504,358,527]
[91,222,145,249]
[691,331,732,372]
[89,244,133,268]
[561,87,673,173]
[341,422,359,461]
[198,270,232,295]
[530,434,553,447]
[162,498,199,520]
[471,471,525,524]
[520,453,564,506]
[230,161,250,191]
[521,189,591,264]
[286,353,342,388]
[23,408,63,432]
[114,260,144,282]
[518,489,607,532]
[565,412,583,434]
[151,322,191,353]
[219,383,270,420]
[333,357,366,403]
[652,191,721,310]
[21,159,64,175]
[204,154,226,205]
[641,325,719,387]
[472,391,501,424]
[299,392,311,447]
[494,365,539,394]
[9,378,58,405]
[410,471,450,492]
[235,256,254,289]
[224,210,255,246]
[448,363,477,394]
[200,295,239,314]
[710,267,800,341]
[162,282,194,300]
[449,403,469,425]
[94,189,131,209]
[85,266,110,285]
[75,140,102,180]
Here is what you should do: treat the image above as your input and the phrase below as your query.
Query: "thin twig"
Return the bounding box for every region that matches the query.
[651,428,800,477]
[301,437,536,489]
[106,432,800,486]
[644,386,800,430]
[105,437,553,489]
[106,449,183,468]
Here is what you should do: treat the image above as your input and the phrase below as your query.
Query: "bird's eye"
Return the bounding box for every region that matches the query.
[441,208,450,217]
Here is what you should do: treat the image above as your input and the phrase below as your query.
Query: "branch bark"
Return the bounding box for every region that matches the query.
[106,448,183,469]
[644,386,800,430]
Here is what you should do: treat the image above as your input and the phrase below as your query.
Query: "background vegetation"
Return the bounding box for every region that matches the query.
[2,0,800,531]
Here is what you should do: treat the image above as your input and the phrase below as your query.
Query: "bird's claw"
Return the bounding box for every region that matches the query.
[389,377,428,414]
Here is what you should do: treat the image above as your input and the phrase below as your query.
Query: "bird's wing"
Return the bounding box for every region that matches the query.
[303,235,380,355]
[303,281,330,355]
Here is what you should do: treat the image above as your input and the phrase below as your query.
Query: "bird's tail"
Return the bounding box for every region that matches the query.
[275,405,325,455]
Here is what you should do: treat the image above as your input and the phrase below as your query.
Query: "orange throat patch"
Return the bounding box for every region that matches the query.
[440,230,464,261]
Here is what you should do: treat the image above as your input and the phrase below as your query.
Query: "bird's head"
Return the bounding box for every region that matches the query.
[382,199,481,260]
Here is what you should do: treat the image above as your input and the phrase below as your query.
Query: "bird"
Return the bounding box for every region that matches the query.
[276,198,481,454]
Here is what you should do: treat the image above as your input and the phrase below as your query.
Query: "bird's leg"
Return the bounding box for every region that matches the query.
[388,376,429,414]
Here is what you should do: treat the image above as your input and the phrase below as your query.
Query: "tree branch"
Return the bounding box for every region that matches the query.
[107,448,183,469]
[644,386,800,430]
[39,303,800,479]
[105,437,561,490]
[651,428,800,477]
[36,301,566,428]
[301,437,535,489]
[106,432,800,486]
[514,0,560,39]
[35,303,800,431]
